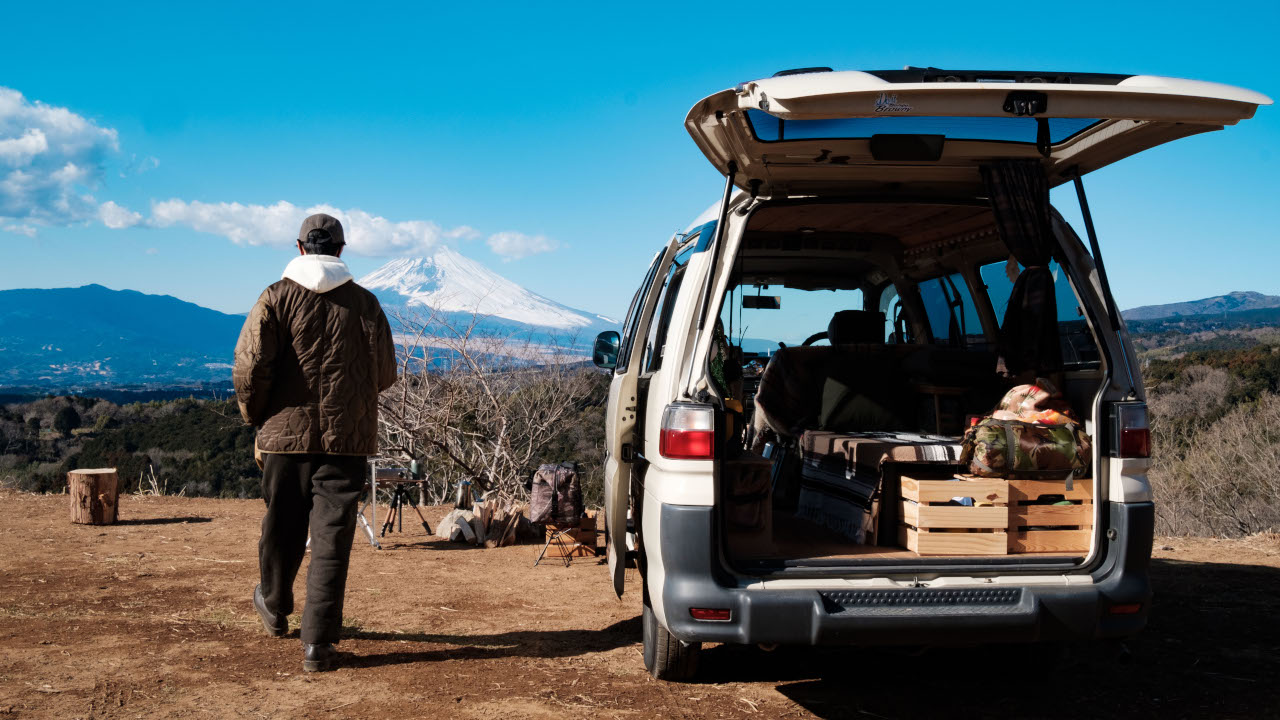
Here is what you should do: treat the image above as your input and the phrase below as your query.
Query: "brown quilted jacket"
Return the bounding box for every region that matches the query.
[233,273,397,456]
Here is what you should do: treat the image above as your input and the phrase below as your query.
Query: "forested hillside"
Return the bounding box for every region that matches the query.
[1,371,612,506]
[0,396,259,497]
[4,334,1277,537]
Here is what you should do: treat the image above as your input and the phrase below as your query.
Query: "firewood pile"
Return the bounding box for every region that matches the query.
[436,497,532,547]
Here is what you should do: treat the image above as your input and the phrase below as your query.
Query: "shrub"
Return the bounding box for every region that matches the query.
[54,406,82,438]
[1150,392,1280,537]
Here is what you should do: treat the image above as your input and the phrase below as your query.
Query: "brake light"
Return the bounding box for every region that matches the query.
[659,403,715,460]
[690,607,732,621]
[1108,602,1143,615]
[1112,402,1151,459]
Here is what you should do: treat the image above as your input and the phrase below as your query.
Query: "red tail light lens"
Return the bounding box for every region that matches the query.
[1120,428,1151,458]
[659,403,715,460]
[1108,602,1143,615]
[1112,403,1151,459]
[690,607,732,621]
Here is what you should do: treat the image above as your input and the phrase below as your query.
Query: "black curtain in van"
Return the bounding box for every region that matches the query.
[980,160,1063,377]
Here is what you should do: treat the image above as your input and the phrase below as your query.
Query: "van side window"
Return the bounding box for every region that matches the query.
[616,248,667,374]
[641,245,693,373]
[917,273,983,348]
[979,259,1100,366]
[880,286,910,343]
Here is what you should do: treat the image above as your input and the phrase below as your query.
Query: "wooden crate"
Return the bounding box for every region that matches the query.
[1007,478,1094,554]
[542,514,598,558]
[898,476,1008,556]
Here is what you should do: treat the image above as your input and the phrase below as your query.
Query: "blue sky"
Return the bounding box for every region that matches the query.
[1,1,1276,319]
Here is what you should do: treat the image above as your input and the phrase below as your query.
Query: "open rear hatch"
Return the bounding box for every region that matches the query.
[686,68,1270,197]
[696,69,1268,577]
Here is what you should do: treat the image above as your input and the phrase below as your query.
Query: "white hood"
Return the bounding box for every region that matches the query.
[281,254,353,294]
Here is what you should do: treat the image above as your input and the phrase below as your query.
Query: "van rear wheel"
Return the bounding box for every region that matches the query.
[642,584,701,681]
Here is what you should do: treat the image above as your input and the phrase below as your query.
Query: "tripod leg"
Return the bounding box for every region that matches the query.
[534,531,553,567]
[356,507,381,550]
[410,503,433,535]
[381,491,396,536]
[555,529,572,567]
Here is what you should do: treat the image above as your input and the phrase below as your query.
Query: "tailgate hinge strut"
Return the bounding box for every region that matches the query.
[1071,170,1138,397]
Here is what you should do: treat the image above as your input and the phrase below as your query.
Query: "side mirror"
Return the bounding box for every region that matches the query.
[592,330,621,370]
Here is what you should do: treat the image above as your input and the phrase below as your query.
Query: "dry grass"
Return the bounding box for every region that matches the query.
[1149,391,1280,537]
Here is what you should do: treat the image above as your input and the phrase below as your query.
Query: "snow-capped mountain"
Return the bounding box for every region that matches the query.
[359,246,616,334]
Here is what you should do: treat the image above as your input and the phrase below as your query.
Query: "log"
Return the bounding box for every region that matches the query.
[68,468,119,525]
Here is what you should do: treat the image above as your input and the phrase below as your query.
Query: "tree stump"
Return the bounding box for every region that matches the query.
[68,468,119,525]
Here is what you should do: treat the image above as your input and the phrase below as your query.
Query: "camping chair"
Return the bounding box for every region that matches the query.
[534,522,583,567]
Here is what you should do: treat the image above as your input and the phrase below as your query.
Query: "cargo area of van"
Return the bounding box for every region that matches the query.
[709,198,1108,572]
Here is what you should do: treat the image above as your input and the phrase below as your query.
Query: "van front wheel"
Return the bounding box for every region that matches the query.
[642,585,701,681]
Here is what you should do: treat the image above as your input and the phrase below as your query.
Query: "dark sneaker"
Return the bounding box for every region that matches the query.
[253,584,287,638]
[303,643,340,672]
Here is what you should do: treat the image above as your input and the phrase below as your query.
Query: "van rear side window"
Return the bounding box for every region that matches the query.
[642,257,688,373]
[917,273,985,349]
[616,248,667,374]
[979,259,1100,366]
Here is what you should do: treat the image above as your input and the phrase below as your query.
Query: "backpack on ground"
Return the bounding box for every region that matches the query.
[529,462,583,525]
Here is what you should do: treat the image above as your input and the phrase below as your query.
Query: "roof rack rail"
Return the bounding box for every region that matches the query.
[866,67,1133,85]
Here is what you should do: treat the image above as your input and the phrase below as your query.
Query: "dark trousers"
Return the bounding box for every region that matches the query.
[259,453,366,644]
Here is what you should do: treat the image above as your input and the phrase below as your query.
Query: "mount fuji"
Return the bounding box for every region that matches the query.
[358,246,617,341]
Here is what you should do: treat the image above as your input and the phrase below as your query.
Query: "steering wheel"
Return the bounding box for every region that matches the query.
[801,331,829,346]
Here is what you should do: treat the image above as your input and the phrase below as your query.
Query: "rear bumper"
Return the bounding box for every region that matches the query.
[658,501,1152,646]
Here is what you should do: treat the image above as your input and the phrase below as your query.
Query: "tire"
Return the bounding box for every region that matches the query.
[642,582,701,681]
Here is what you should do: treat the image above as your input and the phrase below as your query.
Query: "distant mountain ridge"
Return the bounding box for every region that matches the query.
[0,284,245,387]
[1,250,618,388]
[1123,291,1280,321]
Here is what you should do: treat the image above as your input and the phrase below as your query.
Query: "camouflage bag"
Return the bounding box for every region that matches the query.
[960,418,1092,484]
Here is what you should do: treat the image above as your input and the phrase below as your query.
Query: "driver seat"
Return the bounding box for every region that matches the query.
[750,310,888,450]
[827,310,885,346]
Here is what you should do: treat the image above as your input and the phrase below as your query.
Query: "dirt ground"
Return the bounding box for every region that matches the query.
[1,490,1277,719]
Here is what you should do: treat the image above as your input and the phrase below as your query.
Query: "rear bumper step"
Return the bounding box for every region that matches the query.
[652,501,1152,647]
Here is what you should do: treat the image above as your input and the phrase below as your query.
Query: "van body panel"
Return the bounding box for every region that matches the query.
[1110,458,1154,503]
[642,462,715,507]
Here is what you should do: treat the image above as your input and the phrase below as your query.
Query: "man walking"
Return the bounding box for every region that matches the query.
[233,213,397,672]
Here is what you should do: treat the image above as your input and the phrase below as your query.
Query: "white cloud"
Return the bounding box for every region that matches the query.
[0,87,119,226]
[0,87,559,260]
[2,222,38,237]
[149,199,484,257]
[486,231,558,260]
[0,128,49,165]
[98,200,142,229]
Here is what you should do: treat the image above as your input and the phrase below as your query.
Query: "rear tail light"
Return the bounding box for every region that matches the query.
[690,607,732,621]
[659,403,715,460]
[1108,602,1143,615]
[1111,402,1151,459]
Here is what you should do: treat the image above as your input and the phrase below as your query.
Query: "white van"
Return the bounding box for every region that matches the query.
[591,67,1269,680]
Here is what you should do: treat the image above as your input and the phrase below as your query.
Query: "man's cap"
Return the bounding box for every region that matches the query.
[298,213,345,246]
